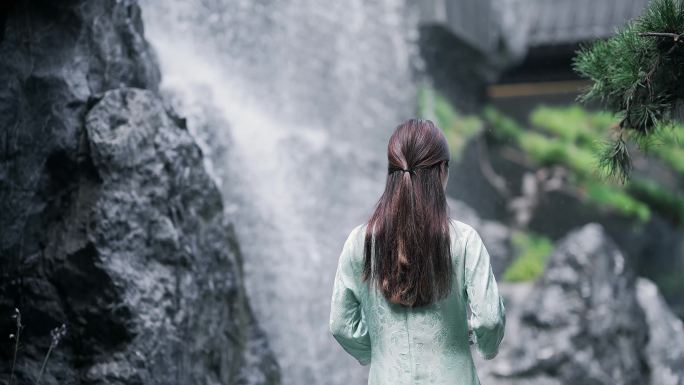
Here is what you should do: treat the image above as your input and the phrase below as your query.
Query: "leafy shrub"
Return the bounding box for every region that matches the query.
[503,231,554,282]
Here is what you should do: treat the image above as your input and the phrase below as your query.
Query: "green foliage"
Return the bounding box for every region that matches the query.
[417,86,483,160]
[641,121,684,172]
[482,106,523,139]
[641,0,684,38]
[530,105,615,146]
[628,178,684,224]
[652,143,684,172]
[416,86,684,225]
[503,231,553,282]
[597,137,633,184]
[484,106,601,179]
[584,180,651,221]
[573,0,684,181]
[484,105,684,223]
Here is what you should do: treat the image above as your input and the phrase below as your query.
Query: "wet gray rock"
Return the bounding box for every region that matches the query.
[0,0,160,258]
[635,278,684,385]
[82,88,278,385]
[0,1,279,384]
[475,223,684,385]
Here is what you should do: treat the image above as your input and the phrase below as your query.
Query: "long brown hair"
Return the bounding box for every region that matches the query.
[362,118,452,307]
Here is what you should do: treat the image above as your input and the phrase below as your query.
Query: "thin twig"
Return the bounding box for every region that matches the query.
[35,324,66,385]
[616,102,631,134]
[638,31,684,40]
[616,115,629,130]
[34,345,53,385]
[9,308,22,385]
[639,31,684,55]
[644,55,661,94]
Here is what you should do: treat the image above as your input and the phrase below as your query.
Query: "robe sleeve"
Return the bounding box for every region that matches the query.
[464,226,506,360]
[329,226,371,366]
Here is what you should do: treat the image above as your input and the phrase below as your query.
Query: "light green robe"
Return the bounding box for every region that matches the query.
[329,219,506,385]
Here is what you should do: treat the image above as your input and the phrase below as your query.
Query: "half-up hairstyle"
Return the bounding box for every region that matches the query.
[362,118,452,307]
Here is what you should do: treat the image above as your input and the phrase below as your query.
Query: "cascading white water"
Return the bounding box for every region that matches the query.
[139,1,420,383]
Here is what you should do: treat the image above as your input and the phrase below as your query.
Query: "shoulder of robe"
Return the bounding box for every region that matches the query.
[343,223,368,264]
[448,218,477,244]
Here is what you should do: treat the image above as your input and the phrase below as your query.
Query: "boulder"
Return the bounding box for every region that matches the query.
[475,223,684,385]
[0,1,279,384]
[635,278,684,385]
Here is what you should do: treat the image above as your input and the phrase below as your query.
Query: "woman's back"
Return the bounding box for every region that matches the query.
[329,118,505,384]
[329,218,506,385]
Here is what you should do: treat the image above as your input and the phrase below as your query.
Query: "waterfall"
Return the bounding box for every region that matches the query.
[138,1,420,383]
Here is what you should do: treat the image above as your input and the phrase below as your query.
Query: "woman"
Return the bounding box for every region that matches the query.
[329,118,506,385]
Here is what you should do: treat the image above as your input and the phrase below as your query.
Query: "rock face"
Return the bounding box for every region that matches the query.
[475,223,684,385]
[635,278,684,385]
[0,1,279,384]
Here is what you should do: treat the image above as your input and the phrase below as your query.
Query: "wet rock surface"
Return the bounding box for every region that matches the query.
[0,1,279,384]
[475,223,684,385]
[635,278,684,385]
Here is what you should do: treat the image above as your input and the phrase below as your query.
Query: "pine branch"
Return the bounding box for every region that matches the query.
[574,0,684,181]
[639,31,684,54]
[598,137,632,184]
[638,31,684,40]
